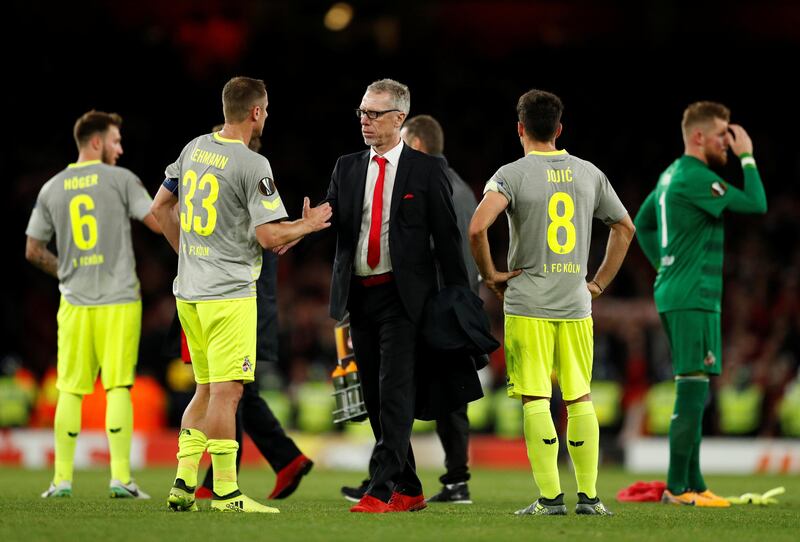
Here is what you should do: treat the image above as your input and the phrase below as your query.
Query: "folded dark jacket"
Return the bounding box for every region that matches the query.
[421,285,500,359]
[415,286,499,420]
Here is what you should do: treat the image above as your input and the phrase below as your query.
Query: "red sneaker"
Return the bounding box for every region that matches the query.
[268,454,314,499]
[195,486,213,500]
[350,494,390,513]
[387,492,427,512]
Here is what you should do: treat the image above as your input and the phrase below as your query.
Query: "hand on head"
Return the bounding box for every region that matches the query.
[727,124,753,156]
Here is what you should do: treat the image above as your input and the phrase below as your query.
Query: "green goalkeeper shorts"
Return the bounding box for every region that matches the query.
[659,310,722,376]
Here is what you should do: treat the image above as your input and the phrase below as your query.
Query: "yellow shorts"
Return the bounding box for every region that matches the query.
[504,314,593,401]
[176,297,257,385]
[56,297,142,395]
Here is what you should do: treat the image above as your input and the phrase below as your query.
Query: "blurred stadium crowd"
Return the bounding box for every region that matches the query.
[5,124,799,443]
[4,1,800,446]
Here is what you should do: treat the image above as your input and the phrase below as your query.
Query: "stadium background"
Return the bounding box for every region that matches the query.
[3,1,800,471]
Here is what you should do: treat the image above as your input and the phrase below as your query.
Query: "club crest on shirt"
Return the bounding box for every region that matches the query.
[710,181,728,197]
[258,177,276,197]
[242,356,252,373]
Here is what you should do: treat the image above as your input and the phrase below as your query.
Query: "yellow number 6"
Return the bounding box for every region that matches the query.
[69,194,97,250]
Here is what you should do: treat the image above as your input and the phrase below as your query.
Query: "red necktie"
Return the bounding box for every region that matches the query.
[367,156,387,269]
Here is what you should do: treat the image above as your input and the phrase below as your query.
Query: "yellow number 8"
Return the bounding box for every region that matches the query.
[547,192,576,254]
[69,194,98,250]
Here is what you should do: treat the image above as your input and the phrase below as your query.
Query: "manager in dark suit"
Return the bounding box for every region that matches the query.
[325,79,468,513]
[341,114,481,505]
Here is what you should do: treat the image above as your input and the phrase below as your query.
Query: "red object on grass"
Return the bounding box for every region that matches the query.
[195,486,213,499]
[616,480,667,502]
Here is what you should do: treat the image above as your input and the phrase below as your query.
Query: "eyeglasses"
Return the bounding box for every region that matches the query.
[355,108,401,120]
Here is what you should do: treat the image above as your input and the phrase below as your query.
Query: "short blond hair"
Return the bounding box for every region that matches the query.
[222,76,267,123]
[681,101,730,139]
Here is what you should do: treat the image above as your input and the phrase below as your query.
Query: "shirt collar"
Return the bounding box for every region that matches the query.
[370,139,404,166]
[527,149,568,156]
[67,159,102,168]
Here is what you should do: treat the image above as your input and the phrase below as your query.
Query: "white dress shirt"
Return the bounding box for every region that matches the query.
[354,139,404,276]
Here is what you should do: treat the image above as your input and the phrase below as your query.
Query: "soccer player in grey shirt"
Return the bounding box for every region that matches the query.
[469,90,635,516]
[150,76,331,513]
[25,110,161,499]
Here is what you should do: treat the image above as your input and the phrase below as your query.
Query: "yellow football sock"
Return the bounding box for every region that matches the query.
[566,401,599,498]
[175,428,208,489]
[105,387,133,483]
[523,399,562,499]
[53,391,82,485]
[207,439,240,497]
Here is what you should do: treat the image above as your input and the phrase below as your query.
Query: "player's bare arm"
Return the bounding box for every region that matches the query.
[142,213,162,235]
[256,198,331,249]
[150,186,180,253]
[587,214,636,299]
[25,236,59,278]
[469,191,522,300]
[271,196,320,254]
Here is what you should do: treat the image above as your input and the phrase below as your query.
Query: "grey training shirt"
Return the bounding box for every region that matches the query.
[485,150,627,319]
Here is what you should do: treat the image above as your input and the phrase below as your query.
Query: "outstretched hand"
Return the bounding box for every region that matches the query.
[485,269,522,301]
[303,197,332,232]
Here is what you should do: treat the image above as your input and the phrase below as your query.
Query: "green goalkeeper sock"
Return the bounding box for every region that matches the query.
[53,391,83,484]
[523,399,561,499]
[207,439,240,497]
[106,387,133,484]
[175,428,208,489]
[687,379,710,492]
[667,377,708,494]
[566,401,599,499]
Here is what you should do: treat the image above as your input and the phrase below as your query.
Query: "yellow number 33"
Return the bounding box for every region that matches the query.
[181,170,219,236]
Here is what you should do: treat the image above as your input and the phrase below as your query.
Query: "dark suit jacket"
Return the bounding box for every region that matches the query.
[415,285,499,420]
[437,156,480,294]
[325,144,469,323]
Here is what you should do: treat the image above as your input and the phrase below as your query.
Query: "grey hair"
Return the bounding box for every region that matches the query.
[366,78,410,114]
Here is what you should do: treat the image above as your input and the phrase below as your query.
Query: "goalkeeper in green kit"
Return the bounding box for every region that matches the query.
[634,102,767,507]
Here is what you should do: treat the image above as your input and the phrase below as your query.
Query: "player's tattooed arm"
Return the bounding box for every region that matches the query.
[25,236,58,278]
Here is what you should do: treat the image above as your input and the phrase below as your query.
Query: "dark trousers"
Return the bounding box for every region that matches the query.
[201,381,301,489]
[436,404,470,484]
[349,279,421,501]
[364,403,471,486]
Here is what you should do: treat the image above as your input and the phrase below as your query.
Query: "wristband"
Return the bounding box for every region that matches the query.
[590,279,604,293]
[740,154,756,168]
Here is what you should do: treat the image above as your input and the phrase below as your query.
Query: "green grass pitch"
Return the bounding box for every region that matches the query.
[1,467,798,542]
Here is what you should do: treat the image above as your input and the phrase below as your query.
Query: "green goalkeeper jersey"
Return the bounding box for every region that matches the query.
[634,154,766,313]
